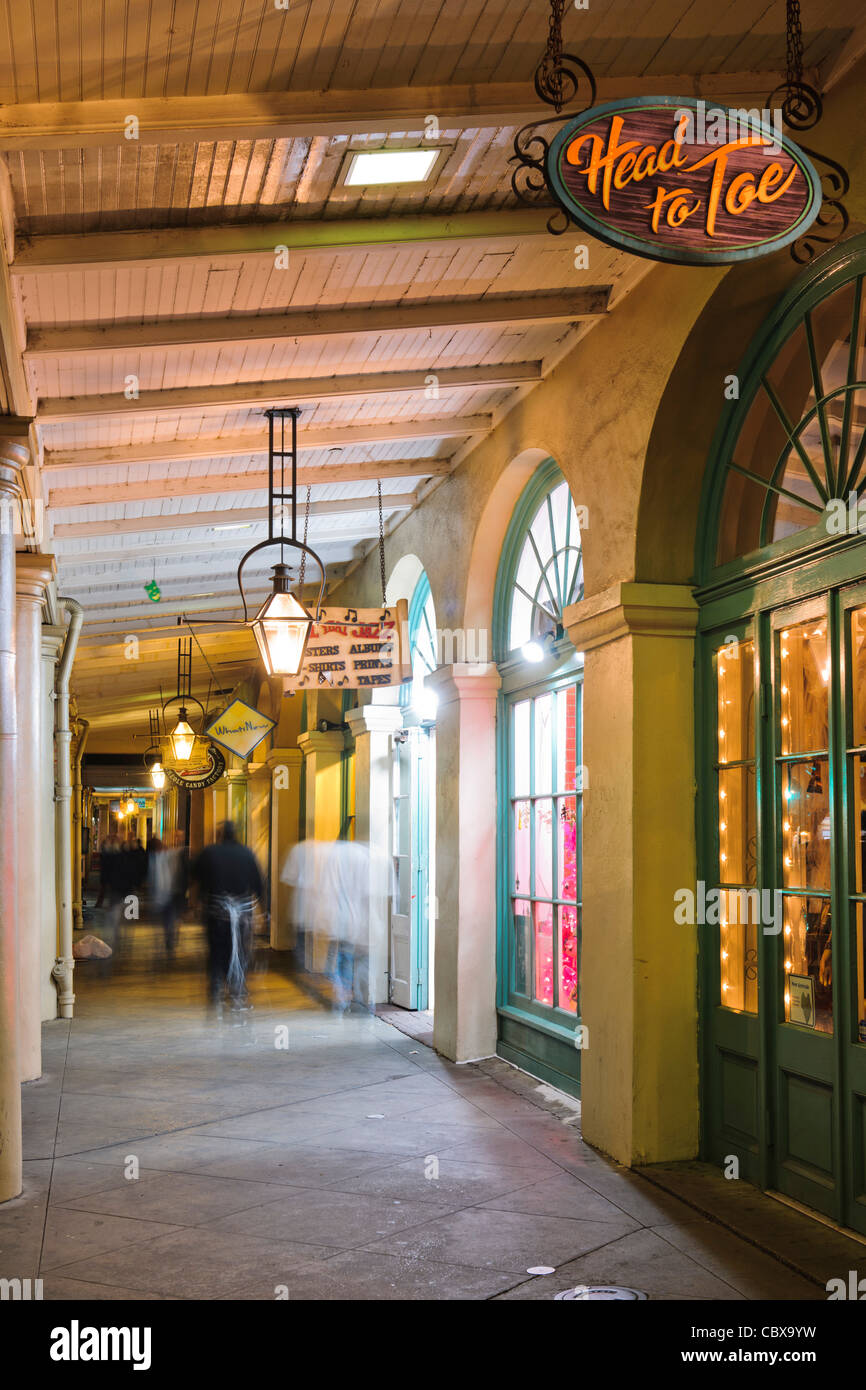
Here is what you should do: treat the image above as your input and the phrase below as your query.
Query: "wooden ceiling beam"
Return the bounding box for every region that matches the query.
[47,457,450,510]
[0,72,801,153]
[25,291,609,358]
[37,362,540,423]
[14,209,552,274]
[42,416,489,469]
[52,492,417,539]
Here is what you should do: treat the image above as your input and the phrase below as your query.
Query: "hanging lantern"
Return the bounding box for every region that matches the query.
[161,646,204,768]
[236,409,325,677]
[125,796,136,815]
[174,408,327,679]
[251,563,314,677]
[150,761,166,790]
[169,710,196,763]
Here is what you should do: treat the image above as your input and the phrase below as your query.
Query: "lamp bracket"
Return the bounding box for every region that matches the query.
[237,535,326,621]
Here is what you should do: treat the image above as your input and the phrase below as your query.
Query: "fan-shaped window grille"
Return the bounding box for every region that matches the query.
[714,265,866,568]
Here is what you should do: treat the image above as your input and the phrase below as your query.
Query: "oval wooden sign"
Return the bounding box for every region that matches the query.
[165,744,226,790]
[547,97,823,265]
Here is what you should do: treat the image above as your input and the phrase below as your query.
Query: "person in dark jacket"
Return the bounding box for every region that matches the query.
[192,821,264,1011]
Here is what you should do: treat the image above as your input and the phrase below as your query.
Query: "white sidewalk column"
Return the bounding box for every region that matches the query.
[15,553,56,1082]
[426,663,500,1063]
[0,436,28,1202]
[40,627,64,1022]
[346,704,403,1007]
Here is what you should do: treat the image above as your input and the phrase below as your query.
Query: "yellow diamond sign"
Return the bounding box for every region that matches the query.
[205,699,276,761]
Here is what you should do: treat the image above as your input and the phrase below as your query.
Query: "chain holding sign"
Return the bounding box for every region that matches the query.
[283,599,411,693]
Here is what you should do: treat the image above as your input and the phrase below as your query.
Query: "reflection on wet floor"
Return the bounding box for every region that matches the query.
[0,919,823,1301]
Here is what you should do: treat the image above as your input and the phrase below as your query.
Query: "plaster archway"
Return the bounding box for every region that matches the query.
[462,446,550,638]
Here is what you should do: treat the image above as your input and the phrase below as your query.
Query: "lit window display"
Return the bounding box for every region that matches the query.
[716,637,757,1012]
[777,616,832,1033]
[510,683,579,1014]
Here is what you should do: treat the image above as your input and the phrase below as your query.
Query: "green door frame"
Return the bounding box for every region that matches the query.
[492,458,584,1098]
[696,232,866,1230]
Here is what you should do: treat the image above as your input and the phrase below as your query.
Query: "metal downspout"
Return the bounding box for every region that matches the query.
[52,597,83,1019]
[72,718,90,929]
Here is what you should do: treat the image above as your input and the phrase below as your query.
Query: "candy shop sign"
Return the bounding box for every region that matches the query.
[547,97,822,265]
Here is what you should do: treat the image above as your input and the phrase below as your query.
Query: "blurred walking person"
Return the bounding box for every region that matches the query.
[282,838,385,1014]
[148,833,188,960]
[192,821,264,1013]
[98,831,126,967]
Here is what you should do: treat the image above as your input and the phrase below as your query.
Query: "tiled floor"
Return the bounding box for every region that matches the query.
[0,920,824,1300]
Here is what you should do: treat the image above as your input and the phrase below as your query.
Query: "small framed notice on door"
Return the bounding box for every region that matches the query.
[789,974,816,1028]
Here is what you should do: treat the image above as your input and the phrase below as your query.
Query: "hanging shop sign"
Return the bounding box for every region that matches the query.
[546,97,823,265]
[164,743,226,790]
[205,698,276,761]
[283,599,412,692]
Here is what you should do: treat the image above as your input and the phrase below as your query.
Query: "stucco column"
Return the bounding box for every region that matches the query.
[266,747,302,948]
[188,789,204,855]
[346,705,403,1006]
[0,439,28,1202]
[15,554,56,1081]
[564,582,699,1166]
[225,768,249,841]
[41,627,63,1021]
[426,662,500,1064]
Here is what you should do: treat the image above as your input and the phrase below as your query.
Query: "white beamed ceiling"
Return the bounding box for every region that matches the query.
[0,0,856,743]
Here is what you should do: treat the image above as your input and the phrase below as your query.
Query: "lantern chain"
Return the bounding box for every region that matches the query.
[543,0,566,112]
[298,485,311,591]
[785,0,804,90]
[377,478,387,607]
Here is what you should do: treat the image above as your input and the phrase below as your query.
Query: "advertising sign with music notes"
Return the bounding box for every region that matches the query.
[283,599,412,693]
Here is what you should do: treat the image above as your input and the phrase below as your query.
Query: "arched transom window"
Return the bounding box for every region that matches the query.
[501,470,584,659]
[710,253,866,571]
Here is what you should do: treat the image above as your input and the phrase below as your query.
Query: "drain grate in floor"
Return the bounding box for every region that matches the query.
[554,1285,647,1301]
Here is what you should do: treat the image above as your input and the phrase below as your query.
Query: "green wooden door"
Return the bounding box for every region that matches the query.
[701,567,866,1233]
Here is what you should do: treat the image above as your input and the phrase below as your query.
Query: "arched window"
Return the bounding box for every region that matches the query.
[701,236,866,577]
[401,571,438,719]
[495,459,584,661]
[494,459,583,1098]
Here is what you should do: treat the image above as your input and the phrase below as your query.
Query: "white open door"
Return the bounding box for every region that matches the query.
[389,734,414,1007]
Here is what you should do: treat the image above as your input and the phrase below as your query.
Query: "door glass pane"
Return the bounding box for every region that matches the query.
[715,635,757,1011]
[779,617,829,754]
[559,905,579,1015]
[718,765,756,885]
[854,904,866,1044]
[534,694,553,794]
[513,701,530,795]
[556,685,577,792]
[512,899,530,997]
[558,797,578,899]
[534,901,554,1006]
[780,757,831,890]
[513,799,530,897]
[534,799,553,899]
[719,889,759,1013]
[717,640,755,763]
[783,893,832,1033]
[851,608,866,746]
[851,756,866,895]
